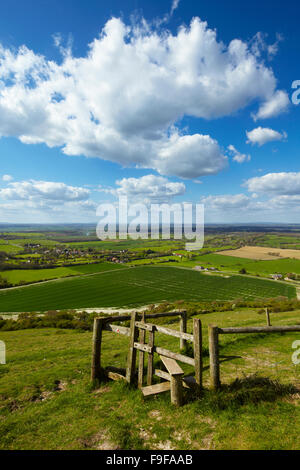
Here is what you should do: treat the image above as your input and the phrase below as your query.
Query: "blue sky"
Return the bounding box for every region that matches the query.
[0,0,300,223]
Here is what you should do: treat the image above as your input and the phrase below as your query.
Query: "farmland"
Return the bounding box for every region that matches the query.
[0,266,295,312]
[217,245,300,260]
[1,262,126,285]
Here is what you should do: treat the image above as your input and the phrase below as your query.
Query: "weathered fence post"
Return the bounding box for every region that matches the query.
[126,312,139,384]
[147,327,155,386]
[193,318,203,388]
[265,308,271,327]
[91,318,103,382]
[180,311,187,350]
[170,374,183,406]
[138,312,146,388]
[208,325,220,390]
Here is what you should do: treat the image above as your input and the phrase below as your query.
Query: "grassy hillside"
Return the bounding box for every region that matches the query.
[0,266,295,312]
[0,307,299,450]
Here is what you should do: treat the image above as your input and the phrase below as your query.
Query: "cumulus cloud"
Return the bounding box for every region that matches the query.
[245,172,300,195]
[227,144,251,163]
[246,127,287,146]
[102,174,185,203]
[0,180,90,201]
[0,17,288,178]
[253,90,290,121]
[2,174,13,181]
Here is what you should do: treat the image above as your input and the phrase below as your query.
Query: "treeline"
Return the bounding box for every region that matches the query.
[1,296,300,332]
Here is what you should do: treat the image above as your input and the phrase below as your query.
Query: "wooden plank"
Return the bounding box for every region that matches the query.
[219,325,300,334]
[155,346,195,366]
[193,318,203,388]
[126,312,139,384]
[144,311,184,319]
[134,342,153,353]
[102,315,131,323]
[91,318,103,382]
[209,325,220,390]
[107,371,126,382]
[103,323,130,336]
[147,330,155,386]
[136,322,193,341]
[138,313,146,389]
[180,311,187,350]
[135,321,155,332]
[154,369,171,381]
[155,324,193,341]
[160,356,184,376]
[142,381,171,397]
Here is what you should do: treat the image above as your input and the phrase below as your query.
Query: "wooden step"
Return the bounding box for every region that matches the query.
[160,356,184,376]
[141,381,171,397]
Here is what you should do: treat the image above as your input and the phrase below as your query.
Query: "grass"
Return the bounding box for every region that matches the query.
[0,266,295,312]
[1,262,126,285]
[175,253,300,276]
[0,307,299,450]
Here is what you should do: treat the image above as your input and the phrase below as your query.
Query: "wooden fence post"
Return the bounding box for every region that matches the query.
[147,329,155,386]
[193,318,202,388]
[170,375,183,406]
[180,311,187,350]
[138,313,146,388]
[91,318,103,382]
[265,308,271,327]
[208,325,220,390]
[126,312,139,384]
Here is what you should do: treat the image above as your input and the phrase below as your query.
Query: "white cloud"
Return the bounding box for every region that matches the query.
[201,193,252,210]
[103,174,185,203]
[0,17,288,179]
[253,90,290,120]
[0,180,90,201]
[245,172,300,195]
[228,144,251,163]
[246,127,287,146]
[170,0,180,15]
[2,174,13,181]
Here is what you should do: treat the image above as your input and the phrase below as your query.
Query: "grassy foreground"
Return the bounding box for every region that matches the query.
[0,308,299,450]
[0,266,295,312]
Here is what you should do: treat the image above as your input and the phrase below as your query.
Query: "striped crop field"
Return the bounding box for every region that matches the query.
[0,266,295,312]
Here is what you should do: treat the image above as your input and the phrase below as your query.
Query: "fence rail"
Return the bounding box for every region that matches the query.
[209,324,300,390]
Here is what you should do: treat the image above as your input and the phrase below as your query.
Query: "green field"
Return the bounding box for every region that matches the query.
[174,253,300,276]
[1,262,126,285]
[0,266,295,312]
[0,307,299,449]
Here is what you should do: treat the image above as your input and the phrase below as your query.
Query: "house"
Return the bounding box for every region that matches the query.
[271,274,283,280]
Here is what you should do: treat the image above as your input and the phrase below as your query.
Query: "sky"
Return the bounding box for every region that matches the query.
[0,0,300,224]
